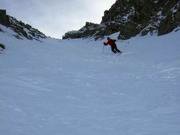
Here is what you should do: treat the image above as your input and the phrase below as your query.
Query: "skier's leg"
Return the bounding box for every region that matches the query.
[111,46,117,53]
[116,48,121,53]
[114,45,122,53]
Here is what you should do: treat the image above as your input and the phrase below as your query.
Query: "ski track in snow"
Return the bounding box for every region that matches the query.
[0,30,180,135]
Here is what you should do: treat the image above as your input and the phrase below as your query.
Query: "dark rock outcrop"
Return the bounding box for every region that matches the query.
[63,0,180,40]
[0,9,10,26]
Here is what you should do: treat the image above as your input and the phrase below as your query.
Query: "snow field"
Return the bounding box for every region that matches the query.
[0,29,180,135]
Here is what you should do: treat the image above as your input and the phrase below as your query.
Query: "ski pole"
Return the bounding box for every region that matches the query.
[102,44,105,53]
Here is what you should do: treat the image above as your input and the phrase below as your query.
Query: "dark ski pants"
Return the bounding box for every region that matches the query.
[111,44,121,53]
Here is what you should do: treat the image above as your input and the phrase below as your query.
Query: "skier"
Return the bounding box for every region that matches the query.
[103,37,122,54]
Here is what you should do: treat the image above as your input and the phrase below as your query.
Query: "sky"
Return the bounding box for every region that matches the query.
[0,0,116,38]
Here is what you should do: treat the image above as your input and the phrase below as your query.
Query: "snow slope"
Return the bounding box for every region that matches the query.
[0,27,180,135]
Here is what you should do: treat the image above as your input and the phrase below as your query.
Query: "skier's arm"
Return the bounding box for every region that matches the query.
[103,42,108,46]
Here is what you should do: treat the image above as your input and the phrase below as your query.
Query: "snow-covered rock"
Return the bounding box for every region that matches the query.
[0,9,46,41]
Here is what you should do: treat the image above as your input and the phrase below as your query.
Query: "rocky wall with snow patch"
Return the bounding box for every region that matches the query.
[63,0,180,40]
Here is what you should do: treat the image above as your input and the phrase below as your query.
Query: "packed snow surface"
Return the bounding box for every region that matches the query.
[0,28,180,135]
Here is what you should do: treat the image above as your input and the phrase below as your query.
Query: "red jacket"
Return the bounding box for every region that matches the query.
[104,39,116,46]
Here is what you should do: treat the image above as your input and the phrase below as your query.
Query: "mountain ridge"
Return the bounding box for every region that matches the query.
[63,0,180,40]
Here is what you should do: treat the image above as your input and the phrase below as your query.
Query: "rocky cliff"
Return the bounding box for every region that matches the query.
[63,0,180,40]
[0,9,46,40]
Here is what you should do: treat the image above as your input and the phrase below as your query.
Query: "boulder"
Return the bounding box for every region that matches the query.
[0,43,5,50]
